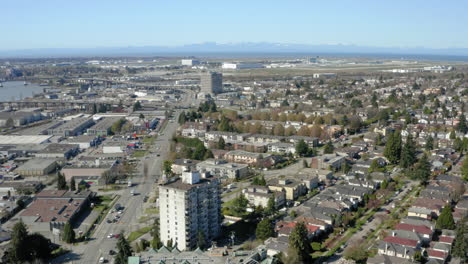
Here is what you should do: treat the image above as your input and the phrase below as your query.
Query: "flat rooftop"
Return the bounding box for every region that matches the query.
[0,135,52,145]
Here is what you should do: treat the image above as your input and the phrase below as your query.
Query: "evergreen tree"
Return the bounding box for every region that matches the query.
[323,141,334,154]
[457,114,467,133]
[265,196,276,215]
[462,156,468,182]
[61,221,75,243]
[288,222,312,262]
[449,130,457,140]
[400,135,416,168]
[256,218,274,241]
[8,220,29,263]
[252,176,266,186]
[452,217,467,262]
[425,136,434,151]
[57,172,68,190]
[178,111,187,124]
[371,93,378,108]
[295,139,309,157]
[411,153,431,184]
[384,131,402,164]
[217,137,225,150]
[115,232,132,264]
[133,101,142,111]
[70,177,76,191]
[196,230,207,249]
[150,219,162,249]
[436,205,456,230]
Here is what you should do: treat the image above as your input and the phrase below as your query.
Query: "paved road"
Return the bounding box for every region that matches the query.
[54,91,194,264]
[327,181,418,263]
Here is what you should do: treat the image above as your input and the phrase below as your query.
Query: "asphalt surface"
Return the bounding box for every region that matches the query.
[53,91,195,264]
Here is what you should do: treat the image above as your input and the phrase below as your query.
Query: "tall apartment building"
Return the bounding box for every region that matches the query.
[200,72,223,95]
[159,171,221,251]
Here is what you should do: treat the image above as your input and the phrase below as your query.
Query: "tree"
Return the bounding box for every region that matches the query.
[256,218,274,241]
[457,114,467,133]
[111,119,126,134]
[384,131,402,164]
[27,233,52,261]
[8,220,29,263]
[230,194,249,216]
[70,177,76,191]
[288,222,312,262]
[452,217,467,262]
[133,101,142,111]
[57,172,67,190]
[436,205,455,230]
[343,244,368,263]
[295,139,309,157]
[411,153,431,184]
[166,238,173,249]
[139,113,145,120]
[369,159,384,173]
[217,137,225,150]
[371,93,378,108]
[115,232,132,264]
[5,118,14,128]
[61,221,75,243]
[323,141,334,154]
[252,176,266,186]
[462,156,468,182]
[273,124,285,136]
[197,230,207,249]
[150,219,162,249]
[163,160,172,175]
[450,130,457,140]
[178,111,187,124]
[400,134,416,169]
[265,196,276,215]
[425,136,434,150]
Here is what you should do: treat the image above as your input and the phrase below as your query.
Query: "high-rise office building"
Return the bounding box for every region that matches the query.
[159,171,221,251]
[200,72,223,94]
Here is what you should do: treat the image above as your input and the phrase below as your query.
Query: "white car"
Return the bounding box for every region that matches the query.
[99,257,106,263]
[107,234,113,238]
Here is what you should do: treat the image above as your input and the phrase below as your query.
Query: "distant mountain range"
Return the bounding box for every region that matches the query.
[1,42,468,59]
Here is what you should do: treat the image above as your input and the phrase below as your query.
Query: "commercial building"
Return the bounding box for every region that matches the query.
[86,117,120,136]
[14,159,57,176]
[18,190,93,239]
[159,172,221,251]
[181,59,200,66]
[35,143,79,159]
[222,62,264,70]
[0,110,43,127]
[47,117,95,137]
[200,72,223,95]
[0,135,52,145]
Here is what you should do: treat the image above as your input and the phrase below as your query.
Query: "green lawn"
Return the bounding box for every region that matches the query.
[128,226,152,242]
[142,137,156,145]
[132,150,148,158]
[144,207,159,215]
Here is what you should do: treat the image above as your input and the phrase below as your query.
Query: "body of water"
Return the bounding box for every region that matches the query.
[0,81,46,102]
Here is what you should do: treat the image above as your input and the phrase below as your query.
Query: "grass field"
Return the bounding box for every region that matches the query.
[128,226,152,242]
[132,150,148,158]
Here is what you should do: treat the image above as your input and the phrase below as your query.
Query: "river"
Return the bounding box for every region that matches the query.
[0,81,46,102]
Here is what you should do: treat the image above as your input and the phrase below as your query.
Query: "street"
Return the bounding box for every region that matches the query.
[53,92,194,264]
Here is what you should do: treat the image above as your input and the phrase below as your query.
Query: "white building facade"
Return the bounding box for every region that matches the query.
[159,172,221,251]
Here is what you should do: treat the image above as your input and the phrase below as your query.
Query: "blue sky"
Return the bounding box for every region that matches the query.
[1,0,467,50]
